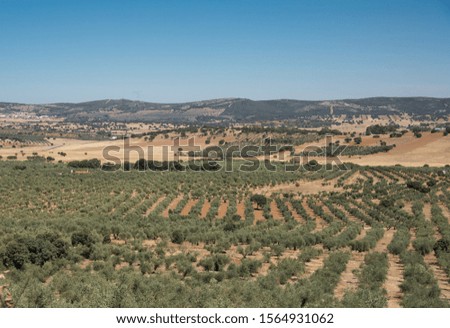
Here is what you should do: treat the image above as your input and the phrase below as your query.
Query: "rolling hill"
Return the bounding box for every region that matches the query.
[1,97,449,123]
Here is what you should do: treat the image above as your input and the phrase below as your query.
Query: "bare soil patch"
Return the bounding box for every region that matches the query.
[255,180,341,196]
[162,195,183,218]
[144,196,166,217]
[423,253,450,302]
[354,225,369,241]
[236,201,246,220]
[253,206,265,224]
[180,199,198,216]
[403,202,413,216]
[334,251,365,300]
[407,228,416,251]
[270,200,283,220]
[439,204,450,224]
[385,254,404,308]
[374,228,394,253]
[285,201,303,223]
[342,132,449,167]
[217,200,229,219]
[301,252,328,279]
[200,199,211,218]
[345,171,367,185]
[302,198,328,231]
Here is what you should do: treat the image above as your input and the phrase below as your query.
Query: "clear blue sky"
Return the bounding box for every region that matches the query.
[1,0,449,103]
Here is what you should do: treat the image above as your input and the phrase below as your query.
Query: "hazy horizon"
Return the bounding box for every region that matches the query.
[3,95,450,106]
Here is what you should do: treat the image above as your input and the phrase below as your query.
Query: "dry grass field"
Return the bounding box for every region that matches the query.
[1,116,448,166]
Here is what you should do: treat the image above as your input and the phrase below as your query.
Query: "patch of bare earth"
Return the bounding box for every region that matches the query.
[180,199,198,216]
[285,201,303,223]
[321,200,341,221]
[423,202,442,239]
[200,199,212,218]
[372,229,405,307]
[385,254,404,308]
[115,262,130,271]
[124,195,147,216]
[373,170,396,184]
[374,228,394,253]
[217,200,229,219]
[109,191,128,214]
[345,171,367,186]
[79,259,93,269]
[167,241,210,259]
[439,204,450,224]
[162,195,183,218]
[144,196,166,217]
[402,202,413,216]
[336,204,364,225]
[407,228,416,251]
[236,201,246,220]
[253,206,265,224]
[301,250,328,279]
[334,251,365,300]
[225,246,302,279]
[342,132,449,166]
[363,170,380,184]
[355,225,369,241]
[142,239,161,248]
[270,200,283,220]
[254,179,342,196]
[111,238,126,245]
[423,253,450,302]
[43,276,53,286]
[302,198,327,231]
[389,171,406,184]
[227,245,264,266]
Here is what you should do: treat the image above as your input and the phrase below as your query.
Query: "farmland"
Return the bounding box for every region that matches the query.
[0,159,449,307]
[2,0,450,319]
[0,101,449,308]
[1,120,449,166]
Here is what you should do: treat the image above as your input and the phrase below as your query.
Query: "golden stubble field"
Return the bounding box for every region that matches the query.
[296,131,449,167]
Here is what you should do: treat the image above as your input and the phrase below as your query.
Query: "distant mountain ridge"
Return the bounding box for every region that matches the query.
[1,97,449,123]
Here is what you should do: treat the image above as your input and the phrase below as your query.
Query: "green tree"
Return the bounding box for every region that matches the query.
[250,194,267,209]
